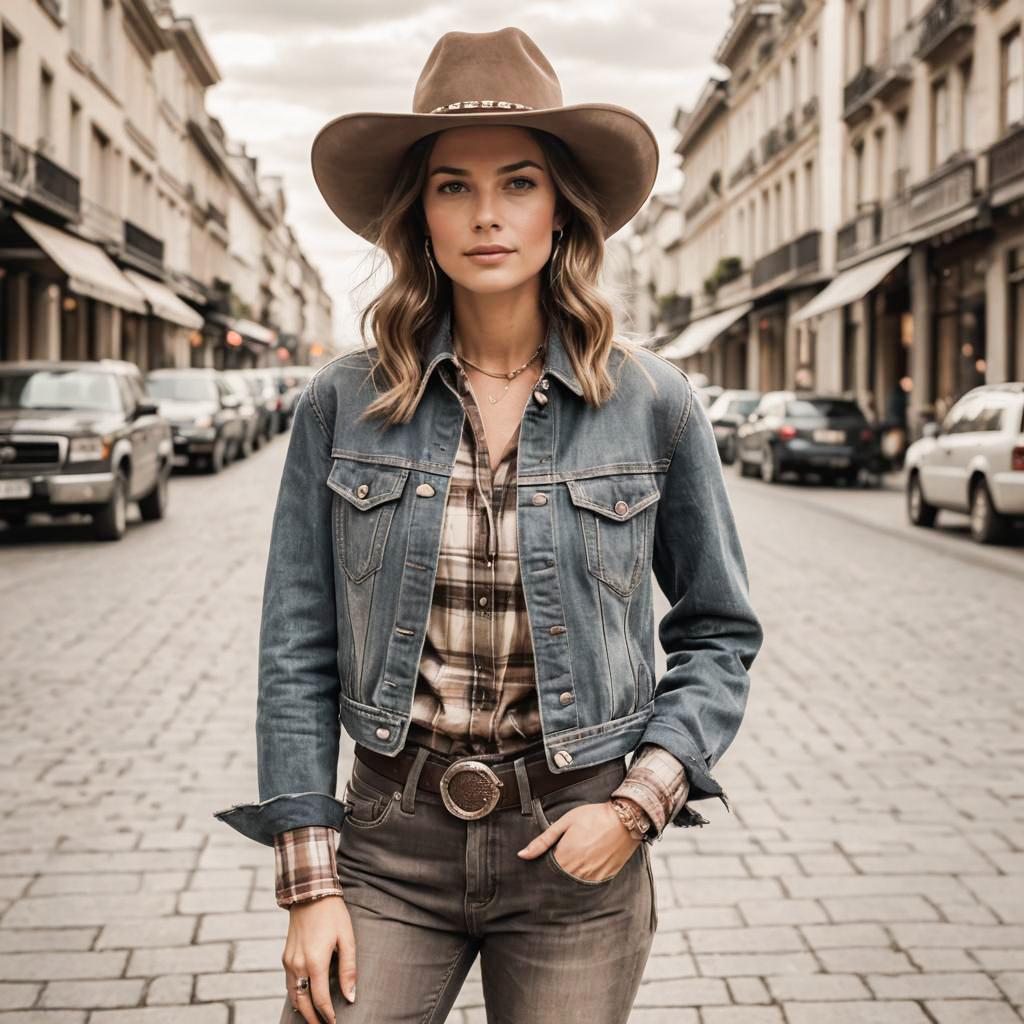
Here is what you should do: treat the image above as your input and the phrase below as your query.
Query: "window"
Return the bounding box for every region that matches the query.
[67,0,85,53]
[789,53,799,110]
[808,33,819,100]
[960,57,973,152]
[89,124,111,208]
[894,108,909,196]
[69,98,82,174]
[874,126,886,201]
[2,28,19,135]
[101,0,116,80]
[804,158,815,228]
[852,138,865,214]
[931,76,950,168]
[942,395,981,434]
[1002,27,1022,130]
[788,169,798,234]
[39,67,53,150]
[774,181,783,246]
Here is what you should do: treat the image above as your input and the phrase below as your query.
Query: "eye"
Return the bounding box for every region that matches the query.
[507,177,536,190]
[437,181,467,194]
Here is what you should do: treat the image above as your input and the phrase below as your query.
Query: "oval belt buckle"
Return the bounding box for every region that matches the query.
[439,759,504,820]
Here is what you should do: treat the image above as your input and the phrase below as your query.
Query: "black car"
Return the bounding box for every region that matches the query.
[707,389,761,465]
[735,391,880,485]
[0,359,172,540]
[146,368,245,473]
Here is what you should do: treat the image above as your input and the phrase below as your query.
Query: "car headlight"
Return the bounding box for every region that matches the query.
[194,414,214,429]
[69,435,110,462]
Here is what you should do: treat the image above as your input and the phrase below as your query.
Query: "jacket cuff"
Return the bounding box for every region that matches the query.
[212,792,348,849]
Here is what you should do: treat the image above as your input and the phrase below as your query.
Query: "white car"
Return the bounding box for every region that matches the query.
[905,383,1024,544]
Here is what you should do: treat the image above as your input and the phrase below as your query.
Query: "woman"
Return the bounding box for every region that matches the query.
[214,26,762,1024]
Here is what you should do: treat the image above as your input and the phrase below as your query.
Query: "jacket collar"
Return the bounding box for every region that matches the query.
[412,306,583,415]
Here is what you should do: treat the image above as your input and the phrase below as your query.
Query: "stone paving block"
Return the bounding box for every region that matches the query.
[127,944,230,977]
[795,854,857,875]
[195,913,284,943]
[822,895,940,922]
[0,932,94,954]
[187,869,254,891]
[194,971,282,1001]
[695,953,820,977]
[626,1010,699,1024]
[889,925,1024,949]
[784,875,969,902]
[924,1001,1024,1023]
[630,978,730,1006]
[0,986,38,1011]
[89,1008,228,1024]
[0,953,127,983]
[817,948,916,974]
[95,917,198,949]
[2,894,175,929]
[766,973,871,1001]
[233,998,287,1024]
[867,972,1002,1000]
[783,1000,931,1023]
[907,947,976,971]
[38,980,144,1009]
[0,1014,87,1023]
[973,951,1024,971]
[995,972,1024,1004]
[700,1008,785,1024]
[178,890,249,915]
[738,900,827,926]
[140,872,190,892]
[671,879,784,907]
[687,926,805,954]
[964,878,1024,924]
[725,977,771,1004]
[144,974,194,1004]
[665,855,748,878]
[800,924,890,949]
[639,955,697,980]
[743,855,799,877]
[654,907,743,931]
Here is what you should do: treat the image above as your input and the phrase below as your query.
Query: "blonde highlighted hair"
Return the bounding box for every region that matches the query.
[353,127,653,426]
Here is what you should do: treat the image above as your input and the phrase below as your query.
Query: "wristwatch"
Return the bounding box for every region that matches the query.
[609,796,656,844]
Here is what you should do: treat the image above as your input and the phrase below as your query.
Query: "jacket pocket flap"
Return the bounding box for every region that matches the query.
[565,473,660,521]
[327,459,409,511]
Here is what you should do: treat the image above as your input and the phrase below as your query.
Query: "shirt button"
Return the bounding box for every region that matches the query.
[559,691,574,706]
[416,482,435,497]
[533,389,548,406]
[486,560,493,567]
[614,500,628,516]
[553,750,573,768]
[375,726,391,740]
[356,484,369,498]
[478,596,488,607]
[531,493,547,506]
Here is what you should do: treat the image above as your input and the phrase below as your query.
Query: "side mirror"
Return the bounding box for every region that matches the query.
[134,400,160,418]
[922,421,940,439]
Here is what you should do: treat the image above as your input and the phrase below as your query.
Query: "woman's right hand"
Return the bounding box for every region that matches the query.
[282,895,356,1023]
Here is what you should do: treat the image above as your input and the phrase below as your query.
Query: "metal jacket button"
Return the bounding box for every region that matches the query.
[531,493,547,506]
[559,691,574,706]
[553,750,573,767]
[375,726,391,740]
[356,483,369,498]
[614,500,628,516]
[416,482,435,497]
[533,389,548,405]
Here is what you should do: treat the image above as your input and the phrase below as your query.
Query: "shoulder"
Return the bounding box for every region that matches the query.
[306,345,386,424]
[608,340,695,437]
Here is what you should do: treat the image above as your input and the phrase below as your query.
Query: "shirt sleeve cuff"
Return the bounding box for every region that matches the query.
[273,826,344,909]
[609,743,691,839]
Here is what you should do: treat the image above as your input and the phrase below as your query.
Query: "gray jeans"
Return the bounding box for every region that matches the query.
[279,740,658,1023]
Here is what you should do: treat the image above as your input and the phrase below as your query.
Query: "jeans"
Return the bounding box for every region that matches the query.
[279,739,658,1023]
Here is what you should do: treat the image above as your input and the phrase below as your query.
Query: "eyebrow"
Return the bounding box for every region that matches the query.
[428,159,545,178]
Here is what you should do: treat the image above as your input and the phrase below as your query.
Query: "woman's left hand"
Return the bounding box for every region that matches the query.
[517,800,642,881]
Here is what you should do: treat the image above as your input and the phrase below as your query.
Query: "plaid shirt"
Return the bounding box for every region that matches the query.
[273,355,689,908]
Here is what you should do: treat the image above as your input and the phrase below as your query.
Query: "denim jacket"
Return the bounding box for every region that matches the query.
[213,310,763,847]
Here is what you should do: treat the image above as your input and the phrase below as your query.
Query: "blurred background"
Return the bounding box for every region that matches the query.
[1,2,1023,1023]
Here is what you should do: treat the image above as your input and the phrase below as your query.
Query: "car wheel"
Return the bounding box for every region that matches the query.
[841,468,861,487]
[252,429,263,452]
[907,472,938,528]
[207,436,227,474]
[721,438,736,466]
[970,479,1009,545]
[1,512,28,529]
[93,469,128,541]
[760,446,781,484]
[239,430,254,459]
[736,452,753,477]
[138,462,170,521]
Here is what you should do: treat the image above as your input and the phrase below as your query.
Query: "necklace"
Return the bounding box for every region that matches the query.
[454,337,546,405]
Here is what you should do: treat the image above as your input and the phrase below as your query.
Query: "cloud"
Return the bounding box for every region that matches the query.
[185,1,732,344]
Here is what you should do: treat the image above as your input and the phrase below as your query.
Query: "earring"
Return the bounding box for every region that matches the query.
[550,228,564,286]
[424,236,437,292]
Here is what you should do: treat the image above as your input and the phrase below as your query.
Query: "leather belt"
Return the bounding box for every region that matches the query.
[354,741,619,821]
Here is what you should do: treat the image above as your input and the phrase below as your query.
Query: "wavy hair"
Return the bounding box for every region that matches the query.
[353,126,654,427]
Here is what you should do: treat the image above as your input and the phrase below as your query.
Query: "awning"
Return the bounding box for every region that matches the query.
[12,211,147,314]
[123,269,204,330]
[791,246,911,324]
[212,313,277,346]
[658,301,753,361]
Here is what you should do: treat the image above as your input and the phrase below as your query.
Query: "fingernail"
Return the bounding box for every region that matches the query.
[347,985,356,1003]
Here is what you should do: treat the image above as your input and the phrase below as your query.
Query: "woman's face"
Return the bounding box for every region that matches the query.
[420,125,564,297]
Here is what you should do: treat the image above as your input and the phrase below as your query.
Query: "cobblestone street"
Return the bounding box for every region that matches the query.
[1,429,1022,1024]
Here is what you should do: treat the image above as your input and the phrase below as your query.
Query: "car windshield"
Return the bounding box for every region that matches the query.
[785,399,864,419]
[0,370,122,412]
[146,376,219,402]
[728,398,759,416]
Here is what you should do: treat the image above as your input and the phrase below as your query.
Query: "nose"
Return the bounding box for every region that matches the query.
[472,190,501,232]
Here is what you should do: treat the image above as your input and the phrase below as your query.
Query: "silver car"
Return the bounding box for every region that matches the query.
[905,383,1024,544]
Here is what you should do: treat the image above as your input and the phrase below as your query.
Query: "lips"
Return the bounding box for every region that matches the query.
[465,246,513,255]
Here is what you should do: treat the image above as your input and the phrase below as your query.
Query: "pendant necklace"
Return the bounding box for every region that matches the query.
[454,336,546,406]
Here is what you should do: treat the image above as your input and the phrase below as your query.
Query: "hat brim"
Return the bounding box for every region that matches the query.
[310,104,659,242]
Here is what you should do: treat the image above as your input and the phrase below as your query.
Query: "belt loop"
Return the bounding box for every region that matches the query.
[513,756,533,816]
[401,745,431,814]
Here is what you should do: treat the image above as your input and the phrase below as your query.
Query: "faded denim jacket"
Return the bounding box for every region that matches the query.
[213,310,763,847]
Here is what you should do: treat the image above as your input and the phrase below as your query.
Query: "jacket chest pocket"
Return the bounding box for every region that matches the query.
[326,458,409,583]
[565,472,661,597]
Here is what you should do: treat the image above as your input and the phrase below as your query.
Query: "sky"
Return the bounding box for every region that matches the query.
[183,1,734,348]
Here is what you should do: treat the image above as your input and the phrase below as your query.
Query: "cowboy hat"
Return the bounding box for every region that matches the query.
[310,27,659,242]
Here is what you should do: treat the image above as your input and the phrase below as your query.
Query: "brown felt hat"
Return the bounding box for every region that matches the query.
[310,27,659,241]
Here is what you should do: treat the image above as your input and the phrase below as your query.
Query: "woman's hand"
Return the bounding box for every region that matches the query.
[282,895,356,1023]
[516,800,642,881]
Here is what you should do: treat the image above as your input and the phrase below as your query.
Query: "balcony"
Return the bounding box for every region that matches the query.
[873,26,917,103]
[782,0,806,24]
[206,202,227,230]
[916,0,976,64]
[879,193,912,244]
[80,198,122,245]
[761,126,783,164]
[837,204,882,264]
[988,123,1024,201]
[124,220,164,270]
[802,95,819,124]
[908,155,976,231]
[783,111,796,145]
[30,149,81,220]
[728,148,757,188]
[843,65,877,124]
[0,132,31,192]
[752,230,820,289]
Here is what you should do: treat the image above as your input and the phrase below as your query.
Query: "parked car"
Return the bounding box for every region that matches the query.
[736,391,880,485]
[220,370,262,459]
[241,368,283,440]
[905,382,1024,544]
[0,359,172,540]
[707,389,761,464]
[277,365,316,426]
[145,368,245,473]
